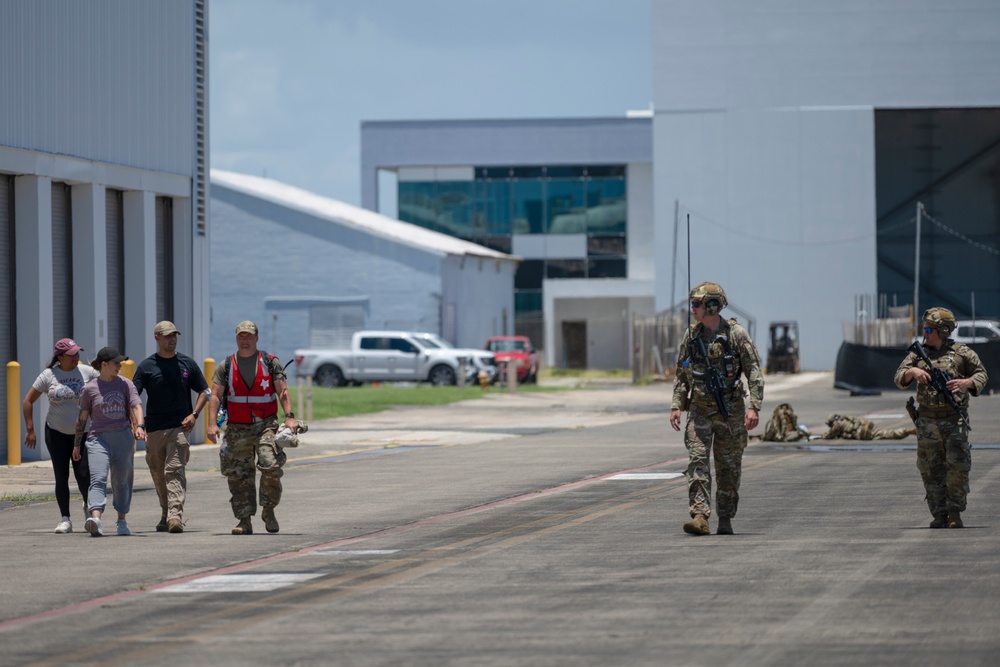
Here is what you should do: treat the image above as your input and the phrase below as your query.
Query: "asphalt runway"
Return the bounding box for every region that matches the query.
[2,372,998,666]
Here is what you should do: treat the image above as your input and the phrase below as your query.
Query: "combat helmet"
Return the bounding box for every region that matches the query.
[922,307,956,338]
[826,413,842,426]
[690,281,728,316]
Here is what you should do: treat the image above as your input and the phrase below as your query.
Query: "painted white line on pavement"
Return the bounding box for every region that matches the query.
[312,549,401,556]
[154,573,324,594]
[606,472,684,480]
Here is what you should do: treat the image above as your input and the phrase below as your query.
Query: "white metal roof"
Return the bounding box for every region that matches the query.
[210,169,517,263]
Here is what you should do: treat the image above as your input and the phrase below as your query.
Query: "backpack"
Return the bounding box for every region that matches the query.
[762,403,810,442]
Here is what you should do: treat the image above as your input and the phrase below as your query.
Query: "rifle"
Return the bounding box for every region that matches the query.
[906,341,971,431]
[690,333,732,427]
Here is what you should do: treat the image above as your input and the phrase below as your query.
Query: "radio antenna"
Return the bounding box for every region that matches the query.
[686,212,691,331]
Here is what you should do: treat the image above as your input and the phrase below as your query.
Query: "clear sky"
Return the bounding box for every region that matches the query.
[209,0,652,206]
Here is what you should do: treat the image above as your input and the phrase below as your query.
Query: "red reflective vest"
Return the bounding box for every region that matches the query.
[226,352,278,424]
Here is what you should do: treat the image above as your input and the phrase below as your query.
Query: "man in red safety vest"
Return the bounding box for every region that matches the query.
[207,320,297,535]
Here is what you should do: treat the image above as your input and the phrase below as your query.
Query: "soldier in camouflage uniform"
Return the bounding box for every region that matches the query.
[894,307,988,529]
[821,414,915,440]
[762,403,810,442]
[207,321,298,535]
[670,282,764,536]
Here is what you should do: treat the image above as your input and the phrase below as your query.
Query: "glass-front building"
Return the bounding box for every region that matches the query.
[398,165,627,320]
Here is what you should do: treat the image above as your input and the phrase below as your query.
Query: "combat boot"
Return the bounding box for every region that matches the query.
[262,507,279,533]
[683,514,710,535]
[232,517,253,535]
[929,513,949,529]
[167,518,184,533]
[948,511,964,529]
[717,517,734,535]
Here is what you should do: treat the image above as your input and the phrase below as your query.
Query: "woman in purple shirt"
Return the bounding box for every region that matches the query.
[73,347,146,537]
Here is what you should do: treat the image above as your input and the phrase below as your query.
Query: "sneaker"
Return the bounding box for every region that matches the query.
[116,519,132,536]
[85,517,103,537]
[167,518,184,533]
[54,517,73,534]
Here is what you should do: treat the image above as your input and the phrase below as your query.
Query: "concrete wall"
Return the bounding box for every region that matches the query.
[651,2,1000,370]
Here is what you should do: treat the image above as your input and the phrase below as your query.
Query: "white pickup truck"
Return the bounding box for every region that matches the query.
[293,330,496,388]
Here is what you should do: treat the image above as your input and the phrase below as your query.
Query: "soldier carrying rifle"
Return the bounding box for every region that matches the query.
[670,282,764,536]
[895,307,988,529]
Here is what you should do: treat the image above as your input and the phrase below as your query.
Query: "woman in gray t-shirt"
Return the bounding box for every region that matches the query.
[22,338,99,534]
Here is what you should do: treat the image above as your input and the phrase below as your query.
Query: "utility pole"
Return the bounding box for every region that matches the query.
[913,202,922,336]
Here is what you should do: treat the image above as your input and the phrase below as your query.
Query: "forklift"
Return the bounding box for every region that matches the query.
[767,321,800,374]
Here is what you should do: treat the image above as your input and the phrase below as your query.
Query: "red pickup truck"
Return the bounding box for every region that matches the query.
[484,335,539,384]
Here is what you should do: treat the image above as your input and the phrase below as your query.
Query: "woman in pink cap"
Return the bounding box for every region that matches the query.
[22,338,99,533]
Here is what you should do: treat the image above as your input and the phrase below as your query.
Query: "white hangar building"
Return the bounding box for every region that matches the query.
[1,1,209,462]
[209,170,519,366]
[653,2,1000,370]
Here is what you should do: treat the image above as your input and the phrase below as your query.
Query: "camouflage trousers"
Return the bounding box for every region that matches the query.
[220,419,287,520]
[914,415,971,516]
[871,427,913,440]
[684,403,748,519]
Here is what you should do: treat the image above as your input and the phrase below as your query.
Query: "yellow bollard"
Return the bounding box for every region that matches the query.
[204,358,215,440]
[8,361,21,465]
[119,359,135,380]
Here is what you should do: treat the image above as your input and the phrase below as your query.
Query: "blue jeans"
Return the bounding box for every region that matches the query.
[85,427,135,515]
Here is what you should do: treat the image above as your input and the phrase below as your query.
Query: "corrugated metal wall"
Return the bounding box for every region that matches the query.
[0,1,195,176]
[0,177,13,448]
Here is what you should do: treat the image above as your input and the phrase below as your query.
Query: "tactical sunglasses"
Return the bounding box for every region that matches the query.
[923,326,936,334]
[690,301,703,308]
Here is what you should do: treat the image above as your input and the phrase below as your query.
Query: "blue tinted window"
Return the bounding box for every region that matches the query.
[435,181,477,238]
[515,260,543,289]
[477,179,511,235]
[515,290,542,313]
[512,180,544,234]
[546,178,587,234]
[547,260,587,279]
[588,259,627,278]
[398,182,439,230]
[588,235,626,258]
[585,178,626,233]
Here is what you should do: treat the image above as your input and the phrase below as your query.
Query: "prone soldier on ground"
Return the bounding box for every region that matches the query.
[821,414,915,441]
[761,403,810,442]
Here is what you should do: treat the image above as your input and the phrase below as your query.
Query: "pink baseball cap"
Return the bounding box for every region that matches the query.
[53,338,82,356]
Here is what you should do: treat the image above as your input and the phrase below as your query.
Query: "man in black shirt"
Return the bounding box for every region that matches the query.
[132,321,209,533]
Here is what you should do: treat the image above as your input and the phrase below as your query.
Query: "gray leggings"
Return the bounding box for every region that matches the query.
[85,427,135,515]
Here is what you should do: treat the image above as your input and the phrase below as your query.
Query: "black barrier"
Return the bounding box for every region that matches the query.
[834,341,1000,394]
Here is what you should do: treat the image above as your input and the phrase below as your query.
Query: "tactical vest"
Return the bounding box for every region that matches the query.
[914,342,970,411]
[688,320,745,408]
[226,351,278,424]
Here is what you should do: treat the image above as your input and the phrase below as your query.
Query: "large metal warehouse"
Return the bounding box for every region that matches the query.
[209,170,519,366]
[0,1,209,462]
[652,2,1000,370]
